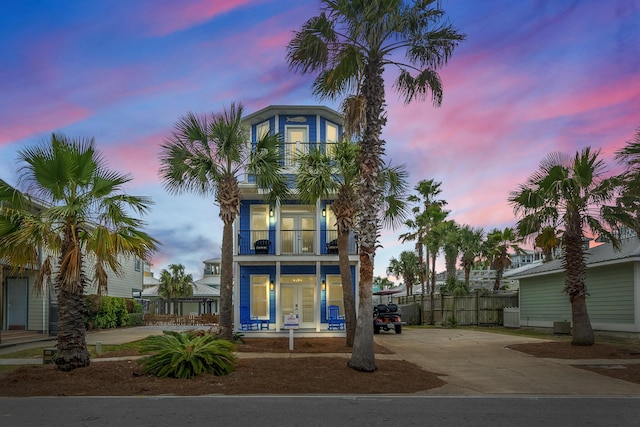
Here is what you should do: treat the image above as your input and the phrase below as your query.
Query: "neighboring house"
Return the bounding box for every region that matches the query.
[194,258,222,313]
[2,252,144,334]
[512,236,640,334]
[233,105,359,333]
[141,282,220,316]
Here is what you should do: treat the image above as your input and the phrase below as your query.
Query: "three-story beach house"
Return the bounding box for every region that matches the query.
[234,105,359,333]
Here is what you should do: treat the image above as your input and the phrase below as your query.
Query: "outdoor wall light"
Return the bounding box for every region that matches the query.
[269,207,274,217]
[322,208,326,217]
[321,280,326,291]
[270,280,275,291]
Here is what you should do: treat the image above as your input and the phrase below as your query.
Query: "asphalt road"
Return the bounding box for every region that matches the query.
[2,396,640,427]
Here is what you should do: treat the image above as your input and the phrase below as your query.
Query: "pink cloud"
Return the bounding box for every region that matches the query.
[0,103,92,146]
[141,0,255,36]
[101,131,169,186]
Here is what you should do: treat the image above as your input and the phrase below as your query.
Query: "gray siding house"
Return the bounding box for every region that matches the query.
[513,237,640,334]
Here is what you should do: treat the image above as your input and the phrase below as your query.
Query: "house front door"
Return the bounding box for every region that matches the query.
[280,275,316,328]
[6,278,28,330]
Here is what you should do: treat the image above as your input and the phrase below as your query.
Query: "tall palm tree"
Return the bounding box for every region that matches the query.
[159,103,288,340]
[0,134,158,371]
[509,148,620,346]
[387,250,420,296]
[485,227,523,291]
[296,139,359,346]
[158,264,194,315]
[287,0,465,372]
[614,126,640,233]
[459,225,485,289]
[426,206,450,324]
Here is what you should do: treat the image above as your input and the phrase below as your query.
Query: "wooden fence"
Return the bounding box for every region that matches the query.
[396,290,519,326]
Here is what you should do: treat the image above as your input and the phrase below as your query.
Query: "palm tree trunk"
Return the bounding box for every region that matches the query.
[430,252,436,325]
[563,226,594,345]
[349,57,385,373]
[54,287,90,371]
[218,219,234,340]
[338,229,355,347]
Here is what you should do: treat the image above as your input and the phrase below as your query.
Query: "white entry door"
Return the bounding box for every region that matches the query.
[280,276,316,328]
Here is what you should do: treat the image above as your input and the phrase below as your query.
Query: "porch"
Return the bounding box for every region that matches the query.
[237,229,357,255]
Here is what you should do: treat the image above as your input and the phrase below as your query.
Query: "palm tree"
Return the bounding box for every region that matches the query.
[387,250,420,296]
[424,205,449,324]
[441,220,460,282]
[509,148,621,346]
[0,134,158,371]
[159,103,288,340]
[373,276,395,290]
[295,139,359,346]
[459,225,485,289]
[158,264,194,315]
[535,226,561,262]
[485,227,523,291]
[287,0,465,372]
[614,126,640,233]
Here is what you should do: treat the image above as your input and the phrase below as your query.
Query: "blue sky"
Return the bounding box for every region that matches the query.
[1,0,639,282]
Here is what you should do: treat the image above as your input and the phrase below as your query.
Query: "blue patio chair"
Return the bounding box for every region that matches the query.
[327,305,345,330]
[240,306,260,330]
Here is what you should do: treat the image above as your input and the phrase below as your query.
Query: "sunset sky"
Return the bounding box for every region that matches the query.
[1,0,639,282]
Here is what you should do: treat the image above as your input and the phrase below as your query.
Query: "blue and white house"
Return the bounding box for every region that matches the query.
[233,105,359,333]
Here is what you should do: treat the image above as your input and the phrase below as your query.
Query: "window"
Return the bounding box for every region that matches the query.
[325,204,337,245]
[251,275,270,318]
[326,275,343,315]
[256,121,270,141]
[326,122,338,156]
[134,258,141,272]
[251,205,269,243]
[285,126,308,167]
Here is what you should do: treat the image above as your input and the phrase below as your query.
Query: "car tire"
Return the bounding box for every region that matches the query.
[374,325,380,334]
[395,324,402,334]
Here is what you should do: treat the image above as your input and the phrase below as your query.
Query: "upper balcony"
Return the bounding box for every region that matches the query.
[237,228,357,256]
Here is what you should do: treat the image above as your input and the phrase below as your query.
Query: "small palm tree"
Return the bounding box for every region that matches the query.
[459,225,485,289]
[0,134,158,371]
[288,0,465,372]
[159,103,288,340]
[535,226,561,262]
[485,227,523,291]
[387,251,420,296]
[509,148,620,345]
[158,264,193,315]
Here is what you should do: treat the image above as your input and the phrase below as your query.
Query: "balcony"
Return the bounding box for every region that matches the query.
[237,229,357,255]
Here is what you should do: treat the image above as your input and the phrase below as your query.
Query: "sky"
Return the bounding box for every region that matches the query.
[1,0,639,283]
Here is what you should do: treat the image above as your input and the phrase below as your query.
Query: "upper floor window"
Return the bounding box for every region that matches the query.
[326,122,338,156]
[256,121,270,141]
[134,258,141,272]
[285,126,308,167]
[251,204,269,243]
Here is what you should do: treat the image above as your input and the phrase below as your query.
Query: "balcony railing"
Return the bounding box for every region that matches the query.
[237,229,357,255]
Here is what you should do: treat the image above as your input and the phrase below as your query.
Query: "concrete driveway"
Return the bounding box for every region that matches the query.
[375,328,640,396]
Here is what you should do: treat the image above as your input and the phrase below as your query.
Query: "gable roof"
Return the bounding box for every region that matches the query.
[511,236,640,279]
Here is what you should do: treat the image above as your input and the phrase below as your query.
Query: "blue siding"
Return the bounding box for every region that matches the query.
[279,115,316,141]
[319,265,356,323]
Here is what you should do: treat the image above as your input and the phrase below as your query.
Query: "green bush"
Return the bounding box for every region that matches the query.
[85,296,131,329]
[138,331,236,379]
[128,312,144,326]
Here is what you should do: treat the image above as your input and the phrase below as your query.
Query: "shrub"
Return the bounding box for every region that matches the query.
[85,296,131,329]
[138,331,236,378]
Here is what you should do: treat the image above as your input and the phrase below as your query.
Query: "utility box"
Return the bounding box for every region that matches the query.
[553,321,571,335]
[43,348,56,364]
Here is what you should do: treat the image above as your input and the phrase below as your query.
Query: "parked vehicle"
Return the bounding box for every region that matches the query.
[373,303,404,334]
